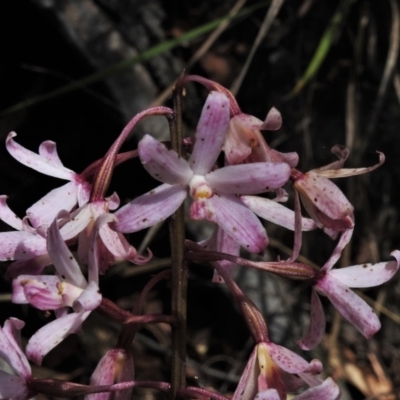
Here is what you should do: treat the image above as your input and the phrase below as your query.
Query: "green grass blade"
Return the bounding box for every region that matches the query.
[291,0,357,96]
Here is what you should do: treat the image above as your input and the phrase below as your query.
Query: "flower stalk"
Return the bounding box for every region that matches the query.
[169,72,188,399]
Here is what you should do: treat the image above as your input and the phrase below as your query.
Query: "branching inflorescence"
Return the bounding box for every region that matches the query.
[0,74,397,400]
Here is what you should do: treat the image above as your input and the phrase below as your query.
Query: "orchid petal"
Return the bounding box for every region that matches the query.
[210,194,268,253]
[255,389,280,400]
[266,343,309,374]
[241,196,317,231]
[59,205,93,240]
[260,107,283,130]
[6,132,75,180]
[47,215,87,288]
[329,250,400,288]
[91,213,132,279]
[99,224,138,264]
[293,378,340,400]
[27,181,79,228]
[12,275,62,309]
[189,91,230,175]
[295,172,354,224]
[114,184,187,233]
[232,347,258,400]
[87,349,134,400]
[0,196,23,230]
[232,109,282,132]
[316,274,381,338]
[312,145,350,173]
[0,319,31,378]
[139,134,192,184]
[106,192,120,210]
[38,140,64,167]
[0,370,31,400]
[73,281,102,312]
[26,311,90,365]
[316,152,385,178]
[5,254,52,280]
[77,181,91,207]
[206,162,290,194]
[321,228,353,272]
[200,227,240,283]
[0,231,47,261]
[297,289,326,350]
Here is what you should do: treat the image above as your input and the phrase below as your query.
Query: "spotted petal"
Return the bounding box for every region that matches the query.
[6,132,75,180]
[209,194,268,254]
[316,274,381,338]
[189,91,230,175]
[139,134,192,185]
[329,250,400,288]
[241,196,317,231]
[26,311,90,365]
[206,162,290,194]
[114,183,187,233]
[297,289,325,350]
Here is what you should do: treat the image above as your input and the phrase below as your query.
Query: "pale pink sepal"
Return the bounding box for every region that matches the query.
[255,389,280,400]
[295,173,354,229]
[267,343,310,374]
[5,254,52,280]
[292,377,340,400]
[47,214,87,289]
[86,349,134,400]
[106,192,120,211]
[0,318,31,378]
[233,109,283,132]
[38,140,64,167]
[114,184,187,233]
[26,311,90,365]
[27,181,80,228]
[321,228,353,272]
[209,194,268,254]
[241,196,317,231]
[316,274,381,338]
[206,162,290,194]
[59,205,93,240]
[199,227,240,283]
[0,231,47,261]
[315,152,385,178]
[329,250,400,288]
[231,347,258,400]
[0,196,23,230]
[0,370,31,400]
[189,91,230,175]
[138,134,193,185]
[6,132,75,180]
[297,289,325,350]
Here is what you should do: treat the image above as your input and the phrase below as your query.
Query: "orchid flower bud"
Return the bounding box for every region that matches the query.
[85,349,134,400]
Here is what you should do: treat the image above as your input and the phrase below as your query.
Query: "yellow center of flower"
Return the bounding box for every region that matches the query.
[189,175,214,200]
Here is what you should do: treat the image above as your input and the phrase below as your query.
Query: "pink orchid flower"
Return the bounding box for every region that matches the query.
[291,145,385,239]
[0,195,91,279]
[232,341,340,400]
[223,107,299,168]
[6,132,91,228]
[12,212,105,365]
[297,249,400,350]
[0,318,35,400]
[113,92,291,253]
